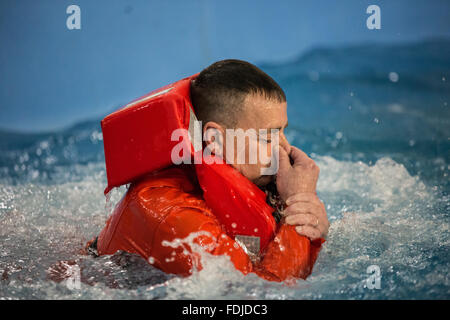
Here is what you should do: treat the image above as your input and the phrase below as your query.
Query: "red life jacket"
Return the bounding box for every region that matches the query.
[101,74,276,252]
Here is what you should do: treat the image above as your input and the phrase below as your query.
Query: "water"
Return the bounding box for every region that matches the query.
[1,40,449,299]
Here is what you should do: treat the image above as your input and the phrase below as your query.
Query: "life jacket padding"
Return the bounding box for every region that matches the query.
[101,74,199,195]
[101,73,276,254]
[194,154,276,252]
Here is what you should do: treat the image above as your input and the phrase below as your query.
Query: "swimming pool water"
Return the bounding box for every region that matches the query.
[1,40,449,299]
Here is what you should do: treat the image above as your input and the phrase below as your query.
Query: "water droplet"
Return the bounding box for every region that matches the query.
[388,72,399,82]
[308,70,320,81]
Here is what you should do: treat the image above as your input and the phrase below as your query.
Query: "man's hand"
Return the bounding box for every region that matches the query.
[276,145,329,240]
[283,193,329,240]
[276,146,320,201]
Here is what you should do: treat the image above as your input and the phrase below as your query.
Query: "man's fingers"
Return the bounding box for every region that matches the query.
[289,146,310,165]
[285,213,319,227]
[295,225,321,241]
[277,145,290,175]
[290,146,320,178]
[284,200,329,238]
[286,193,324,207]
[284,201,320,217]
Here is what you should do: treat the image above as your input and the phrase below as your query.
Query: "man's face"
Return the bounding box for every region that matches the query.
[223,93,290,187]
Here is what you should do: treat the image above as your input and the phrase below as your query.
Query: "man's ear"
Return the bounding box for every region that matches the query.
[203,121,225,157]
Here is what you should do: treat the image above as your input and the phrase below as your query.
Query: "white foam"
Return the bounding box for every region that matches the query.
[0,156,448,299]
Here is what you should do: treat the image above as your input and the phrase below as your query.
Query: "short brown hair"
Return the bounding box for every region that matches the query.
[190,59,286,128]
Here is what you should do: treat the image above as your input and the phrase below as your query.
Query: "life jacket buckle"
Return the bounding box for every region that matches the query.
[235,235,261,263]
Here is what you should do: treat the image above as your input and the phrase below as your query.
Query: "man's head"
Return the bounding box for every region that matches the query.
[191,59,291,187]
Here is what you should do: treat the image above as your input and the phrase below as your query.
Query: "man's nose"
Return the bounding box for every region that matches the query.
[279,132,291,155]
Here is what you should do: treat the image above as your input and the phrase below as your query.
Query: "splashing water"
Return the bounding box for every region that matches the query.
[1,41,449,299]
[0,153,448,299]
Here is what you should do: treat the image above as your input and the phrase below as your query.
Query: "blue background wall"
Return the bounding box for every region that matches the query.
[1,0,450,132]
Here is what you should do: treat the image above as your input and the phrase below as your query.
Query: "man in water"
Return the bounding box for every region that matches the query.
[191,60,329,240]
[88,60,329,281]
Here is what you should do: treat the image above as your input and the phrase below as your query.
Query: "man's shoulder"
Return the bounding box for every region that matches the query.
[131,165,198,191]
[126,165,211,215]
